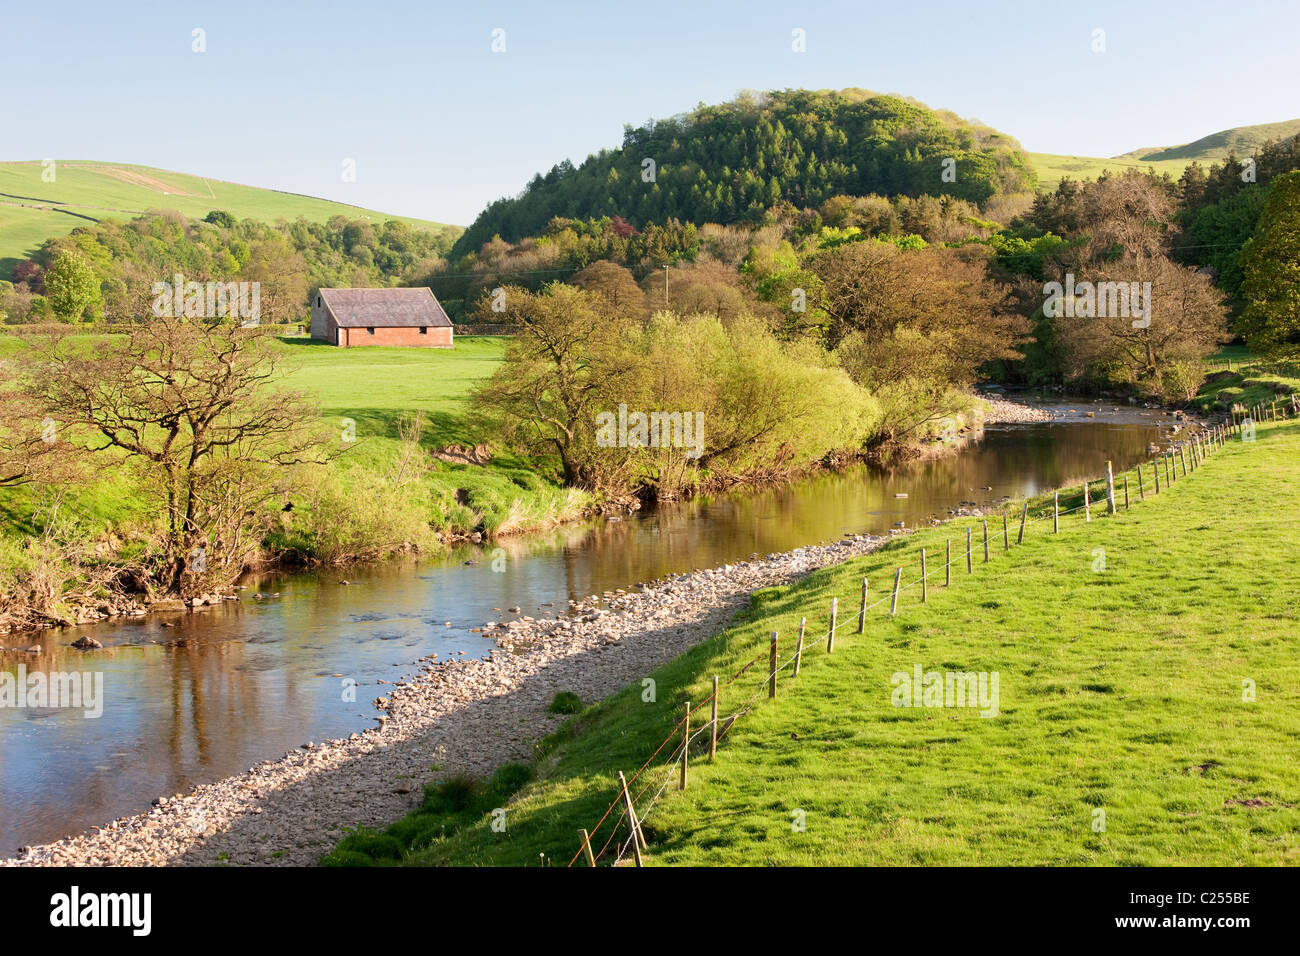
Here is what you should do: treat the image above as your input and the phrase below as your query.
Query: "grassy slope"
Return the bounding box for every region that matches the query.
[371,415,1300,867]
[1117,119,1300,162]
[1029,119,1300,189]
[1027,152,1195,189]
[0,160,461,277]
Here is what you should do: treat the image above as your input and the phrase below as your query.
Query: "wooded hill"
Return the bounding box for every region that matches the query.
[451,89,1037,257]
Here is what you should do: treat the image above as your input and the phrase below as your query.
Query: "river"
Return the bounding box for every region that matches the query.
[0,400,1170,855]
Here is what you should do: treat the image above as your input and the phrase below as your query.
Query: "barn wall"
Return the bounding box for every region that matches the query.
[310,296,329,340]
[339,326,453,348]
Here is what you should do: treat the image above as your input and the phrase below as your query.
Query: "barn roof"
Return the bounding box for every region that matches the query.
[317,287,453,328]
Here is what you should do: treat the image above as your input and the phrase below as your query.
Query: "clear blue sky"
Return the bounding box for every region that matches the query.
[4,0,1297,226]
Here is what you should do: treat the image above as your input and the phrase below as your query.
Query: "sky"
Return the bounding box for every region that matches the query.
[3,0,1298,227]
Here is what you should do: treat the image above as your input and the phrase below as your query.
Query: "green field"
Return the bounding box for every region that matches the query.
[0,160,461,277]
[280,335,505,450]
[338,413,1300,866]
[1027,152,1196,189]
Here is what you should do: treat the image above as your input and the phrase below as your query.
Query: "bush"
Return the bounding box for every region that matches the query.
[549,691,583,715]
[332,827,404,861]
[494,763,534,792]
[425,774,481,814]
[320,849,376,867]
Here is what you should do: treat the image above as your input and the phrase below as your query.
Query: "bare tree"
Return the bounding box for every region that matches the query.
[24,314,333,595]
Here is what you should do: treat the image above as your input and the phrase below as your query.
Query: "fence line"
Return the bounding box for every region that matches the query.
[572,412,1272,866]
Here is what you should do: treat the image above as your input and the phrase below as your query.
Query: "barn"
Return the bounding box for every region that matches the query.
[309,287,454,348]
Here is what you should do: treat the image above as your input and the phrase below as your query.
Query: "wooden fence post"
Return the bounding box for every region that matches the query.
[1123,475,1129,510]
[921,549,928,602]
[1179,447,1188,477]
[1137,462,1145,500]
[1002,510,1009,551]
[709,676,719,761]
[793,620,805,679]
[945,539,952,586]
[966,527,973,572]
[1105,461,1116,515]
[768,632,778,699]
[618,771,645,866]
[1053,491,1059,533]
[1154,458,1160,493]
[827,597,838,653]
[1017,502,1028,544]
[681,702,690,790]
[578,828,596,867]
[857,578,868,633]
[890,567,903,615]
[1083,481,1091,522]
[982,520,989,562]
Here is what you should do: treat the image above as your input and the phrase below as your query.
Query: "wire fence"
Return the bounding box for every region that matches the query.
[570,408,1289,867]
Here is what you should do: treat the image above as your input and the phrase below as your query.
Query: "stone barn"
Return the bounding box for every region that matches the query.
[310,287,454,348]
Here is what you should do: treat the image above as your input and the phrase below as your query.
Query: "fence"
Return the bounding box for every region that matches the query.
[570,408,1283,867]
[454,323,514,336]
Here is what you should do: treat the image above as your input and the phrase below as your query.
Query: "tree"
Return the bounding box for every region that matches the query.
[1239,170,1300,359]
[0,382,79,487]
[26,315,332,594]
[471,283,639,489]
[1058,257,1228,386]
[815,243,1027,440]
[44,251,102,322]
[568,260,645,314]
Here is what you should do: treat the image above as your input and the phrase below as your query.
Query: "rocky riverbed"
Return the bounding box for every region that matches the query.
[979,395,1056,424]
[3,532,889,867]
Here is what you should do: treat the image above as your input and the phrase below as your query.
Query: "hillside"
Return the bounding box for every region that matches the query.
[0,160,461,278]
[1026,151,1195,189]
[1029,120,1300,189]
[451,89,1037,258]
[1116,118,1300,163]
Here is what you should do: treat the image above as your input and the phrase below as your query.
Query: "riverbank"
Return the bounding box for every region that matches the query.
[0,377,1032,637]
[352,417,1300,867]
[4,530,895,865]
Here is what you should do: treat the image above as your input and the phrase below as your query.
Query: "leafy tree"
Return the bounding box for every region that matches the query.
[1239,170,1300,359]
[44,251,101,322]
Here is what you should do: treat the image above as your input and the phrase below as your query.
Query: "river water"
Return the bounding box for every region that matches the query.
[0,400,1170,855]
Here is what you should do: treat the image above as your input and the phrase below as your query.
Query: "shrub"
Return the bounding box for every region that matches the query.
[549,691,583,715]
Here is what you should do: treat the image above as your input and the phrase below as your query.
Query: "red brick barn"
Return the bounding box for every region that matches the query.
[310,287,454,348]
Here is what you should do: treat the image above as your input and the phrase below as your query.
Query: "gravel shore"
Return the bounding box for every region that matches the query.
[4,532,888,867]
[979,394,1056,424]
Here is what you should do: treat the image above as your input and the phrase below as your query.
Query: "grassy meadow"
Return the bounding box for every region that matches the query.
[1027,151,1194,189]
[335,414,1300,866]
